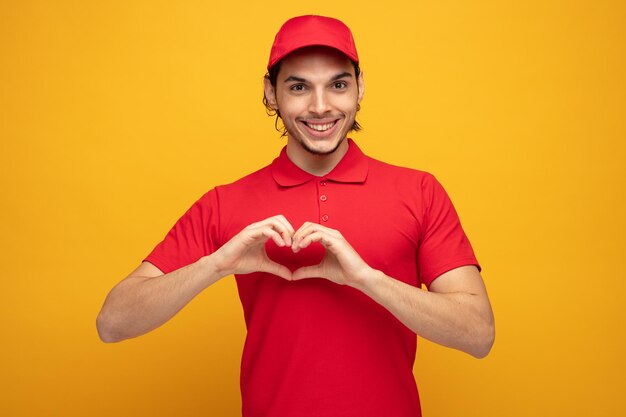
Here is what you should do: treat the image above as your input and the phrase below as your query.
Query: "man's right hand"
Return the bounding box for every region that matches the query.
[212,215,295,280]
[96,215,296,342]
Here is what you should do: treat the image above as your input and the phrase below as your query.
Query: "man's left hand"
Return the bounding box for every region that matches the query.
[291,222,374,286]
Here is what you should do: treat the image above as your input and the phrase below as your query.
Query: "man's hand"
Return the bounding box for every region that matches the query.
[287,221,494,358]
[212,215,295,280]
[97,215,296,342]
[214,218,374,285]
[290,222,374,287]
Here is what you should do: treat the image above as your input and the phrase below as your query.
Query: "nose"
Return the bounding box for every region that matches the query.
[308,88,331,115]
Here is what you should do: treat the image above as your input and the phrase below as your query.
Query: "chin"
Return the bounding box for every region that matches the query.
[298,136,345,156]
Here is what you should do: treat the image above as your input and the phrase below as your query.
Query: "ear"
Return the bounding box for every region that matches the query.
[264,76,278,110]
[357,71,365,104]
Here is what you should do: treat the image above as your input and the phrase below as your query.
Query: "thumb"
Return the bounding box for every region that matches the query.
[262,261,293,281]
[292,264,323,281]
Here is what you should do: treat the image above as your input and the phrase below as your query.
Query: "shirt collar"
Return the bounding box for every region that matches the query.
[271,139,369,187]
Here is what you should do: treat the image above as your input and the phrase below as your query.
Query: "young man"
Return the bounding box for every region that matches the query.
[97,15,494,417]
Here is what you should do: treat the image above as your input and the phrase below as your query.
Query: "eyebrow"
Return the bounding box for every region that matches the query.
[283,72,354,83]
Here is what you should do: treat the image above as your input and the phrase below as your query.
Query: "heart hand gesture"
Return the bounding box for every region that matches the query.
[212,216,373,287]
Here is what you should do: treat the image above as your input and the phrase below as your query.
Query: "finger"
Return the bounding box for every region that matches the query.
[249,220,288,245]
[272,215,295,246]
[257,216,294,247]
[297,230,327,250]
[296,230,335,251]
[249,227,287,247]
[292,221,318,250]
[273,214,296,235]
[293,222,341,245]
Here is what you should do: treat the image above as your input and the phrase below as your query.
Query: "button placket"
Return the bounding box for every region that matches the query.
[318,178,330,223]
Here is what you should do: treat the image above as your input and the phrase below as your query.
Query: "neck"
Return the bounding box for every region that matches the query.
[286,137,350,176]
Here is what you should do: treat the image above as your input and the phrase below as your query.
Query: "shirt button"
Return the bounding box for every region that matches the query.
[320,180,327,186]
[321,214,329,222]
[320,195,327,202]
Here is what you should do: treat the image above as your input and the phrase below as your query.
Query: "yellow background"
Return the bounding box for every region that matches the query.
[1,0,624,415]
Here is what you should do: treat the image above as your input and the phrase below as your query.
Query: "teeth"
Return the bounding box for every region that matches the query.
[306,122,335,131]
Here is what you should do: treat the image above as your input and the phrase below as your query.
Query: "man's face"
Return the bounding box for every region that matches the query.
[265,46,364,156]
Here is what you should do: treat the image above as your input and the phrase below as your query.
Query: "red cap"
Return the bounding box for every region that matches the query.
[267,15,359,70]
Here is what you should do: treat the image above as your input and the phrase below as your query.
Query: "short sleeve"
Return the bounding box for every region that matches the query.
[143,188,221,274]
[417,175,480,288]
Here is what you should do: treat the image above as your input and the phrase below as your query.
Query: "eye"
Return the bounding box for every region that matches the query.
[332,81,348,89]
[289,84,306,92]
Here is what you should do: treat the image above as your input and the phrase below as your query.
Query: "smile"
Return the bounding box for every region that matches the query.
[303,120,338,132]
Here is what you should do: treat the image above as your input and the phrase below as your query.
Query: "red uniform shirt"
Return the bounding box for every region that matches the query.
[145,139,479,417]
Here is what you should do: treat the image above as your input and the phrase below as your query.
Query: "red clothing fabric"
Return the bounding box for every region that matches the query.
[145,139,479,417]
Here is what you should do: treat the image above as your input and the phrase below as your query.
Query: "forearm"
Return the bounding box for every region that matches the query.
[96,255,223,343]
[352,269,495,358]
[97,215,297,343]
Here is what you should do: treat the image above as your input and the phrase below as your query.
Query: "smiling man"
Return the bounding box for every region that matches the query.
[265,46,363,165]
[97,15,494,417]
